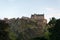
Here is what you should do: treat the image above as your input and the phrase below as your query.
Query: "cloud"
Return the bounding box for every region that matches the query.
[44,7,60,22]
[45,8,55,11]
[45,8,60,12]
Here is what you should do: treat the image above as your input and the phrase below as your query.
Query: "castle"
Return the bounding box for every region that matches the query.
[21,14,47,30]
[4,14,47,27]
[31,14,47,29]
[31,14,47,25]
[2,14,47,40]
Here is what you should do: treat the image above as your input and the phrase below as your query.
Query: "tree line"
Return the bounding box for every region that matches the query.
[0,17,60,40]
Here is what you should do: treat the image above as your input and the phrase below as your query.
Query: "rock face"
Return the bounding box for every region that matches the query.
[4,14,47,40]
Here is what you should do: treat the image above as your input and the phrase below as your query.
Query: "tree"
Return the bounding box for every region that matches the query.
[30,37,47,40]
[49,19,60,40]
[0,20,10,40]
[48,17,56,28]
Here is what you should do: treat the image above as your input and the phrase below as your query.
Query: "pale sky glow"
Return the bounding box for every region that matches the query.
[0,0,60,22]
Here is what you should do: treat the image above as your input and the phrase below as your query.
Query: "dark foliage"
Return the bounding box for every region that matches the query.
[49,19,60,40]
[48,17,56,26]
[31,37,47,40]
[0,20,10,40]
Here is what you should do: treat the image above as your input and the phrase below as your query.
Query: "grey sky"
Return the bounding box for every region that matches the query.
[0,0,60,22]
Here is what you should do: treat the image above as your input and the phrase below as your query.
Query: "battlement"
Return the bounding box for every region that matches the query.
[31,14,44,20]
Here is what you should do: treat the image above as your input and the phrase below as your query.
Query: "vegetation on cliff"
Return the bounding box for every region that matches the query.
[0,17,60,40]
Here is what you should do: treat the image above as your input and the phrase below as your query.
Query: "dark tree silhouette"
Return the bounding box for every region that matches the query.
[49,19,60,40]
[0,20,10,40]
[31,37,47,40]
[48,17,56,27]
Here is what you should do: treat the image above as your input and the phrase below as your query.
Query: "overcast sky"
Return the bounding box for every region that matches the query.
[0,0,60,22]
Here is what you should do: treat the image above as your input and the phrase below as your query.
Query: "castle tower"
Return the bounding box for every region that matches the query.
[31,14,47,27]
